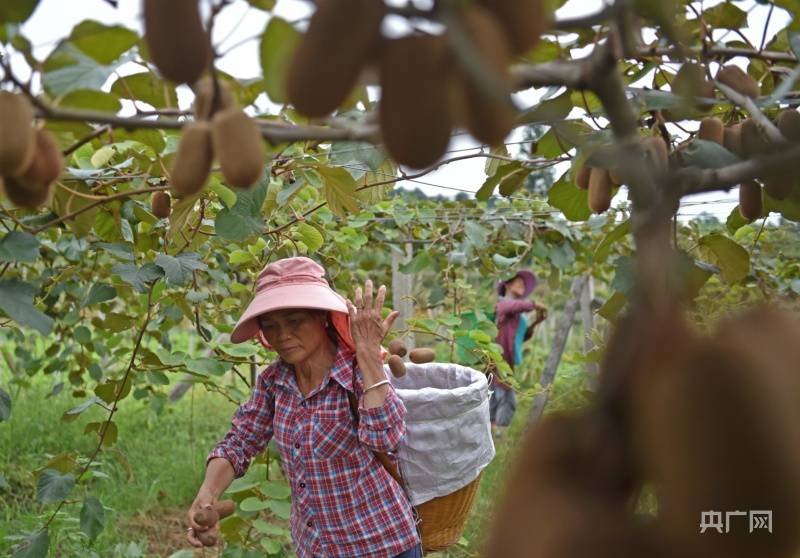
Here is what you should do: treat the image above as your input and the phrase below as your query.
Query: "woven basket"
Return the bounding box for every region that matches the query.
[417,472,483,552]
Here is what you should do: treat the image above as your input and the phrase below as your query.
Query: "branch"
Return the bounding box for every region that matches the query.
[511,58,591,91]
[635,45,798,64]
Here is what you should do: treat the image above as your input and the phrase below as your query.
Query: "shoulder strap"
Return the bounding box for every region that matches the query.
[346,366,406,488]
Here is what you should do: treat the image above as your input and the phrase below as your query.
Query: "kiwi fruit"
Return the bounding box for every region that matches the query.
[19,130,63,188]
[575,163,591,189]
[0,175,51,210]
[633,307,800,558]
[776,108,800,142]
[143,0,211,84]
[193,500,236,528]
[287,0,385,117]
[642,136,669,174]
[379,35,452,169]
[698,116,724,145]
[481,0,547,55]
[716,65,760,99]
[388,354,406,378]
[740,119,766,157]
[388,338,407,357]
[665,63,714,119]
[738,180,762,220]
[588,167,613,213]
[763,176,794,200]
[723,124,742,156]
[197,530,217,547]
[0,92,35,177]
[456,6,516,146]
[192,76,234,120]
[409,348,435,364]
[150,191,171,219]
[170,121,214,196]
[609,167,624,186]
[211,108,265,189]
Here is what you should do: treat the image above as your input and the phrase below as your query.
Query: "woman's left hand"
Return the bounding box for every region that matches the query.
[347,279,400,352]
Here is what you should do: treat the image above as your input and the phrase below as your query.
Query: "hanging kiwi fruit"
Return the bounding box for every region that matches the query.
[143,0,211,85]
[776,108,800,142]
[0,92,36,177]
[716,65,760,99]
[287,0,385,117]
[150,191,172,219]
[453,6,517,146]
[588,167,613,213]
[480,0,547,55]
[738,180,762,221]
[697,116,724,145]
[575,163,591,190]
[642,136,669,174]
[211,109,265,189]
[170,121,214,196]
[19,130,63,189]
[664,63,715,120]
[192,76,234,121]
[1,175,51,210]
[723,123,742,156]
[379,35,453,169]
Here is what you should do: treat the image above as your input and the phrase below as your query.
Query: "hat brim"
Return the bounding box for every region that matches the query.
[230,283,349,344]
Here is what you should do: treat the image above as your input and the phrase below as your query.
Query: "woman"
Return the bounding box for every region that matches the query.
[186,257,421,557]
[491,269,547,438]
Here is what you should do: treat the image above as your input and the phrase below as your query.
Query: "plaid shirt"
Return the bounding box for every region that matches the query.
[209,345,419,557]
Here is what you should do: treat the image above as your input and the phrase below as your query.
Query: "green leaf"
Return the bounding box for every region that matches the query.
[249,0,277,9]
[42,42,123,97]
[259,17,300,104]
[698,233,750,283]
[37,469,75,503]
[702,2,748,29]
[62,396,100,422]
[84,421,118,446]
[210,180,237,209]
[594,220,631,263]
[239,497,271,512]
[261,480,292,499]
[94,379,131,405]
[548,176,591,221]
[110,72,178,109]
[464,221,488,249]
[598,291,627,322]
[318,166,359,217]
[0,231,40,262]
[477,162,523,201]
[80,496,105,540]
[269,499,291,519]
[215,179,268,241]
[59,89,122,112]
[112,262,164,292]
[155,253,207,286]
[399,249,433,274]
[0,0,40,24]
[83,283,117,307]
[680,139,740,169]
[520,91,573,123]
[611,256,637,295]
[70,21,137,65]
[0,279,54,335]
[0,387,10,421]
[186,357,226,376]
[295,223,324,253]
[12,529,49,558]
[252,519,285,536]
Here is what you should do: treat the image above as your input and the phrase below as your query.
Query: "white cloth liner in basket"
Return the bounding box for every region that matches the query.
[386,361,496,506]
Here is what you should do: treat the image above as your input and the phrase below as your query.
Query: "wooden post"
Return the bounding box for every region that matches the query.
[391,243,415,350]
[526,275,588,428]
[580,275,600,389]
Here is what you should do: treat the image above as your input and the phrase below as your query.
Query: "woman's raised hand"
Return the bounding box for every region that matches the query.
[347,279,400,352]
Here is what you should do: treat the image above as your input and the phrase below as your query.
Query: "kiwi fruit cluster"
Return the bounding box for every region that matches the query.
[486,305,800,558]
[0,92,63,210]
[287,1,547,168]
[143,0,211,85]
[171,78,264,196]
[574,163,621,214]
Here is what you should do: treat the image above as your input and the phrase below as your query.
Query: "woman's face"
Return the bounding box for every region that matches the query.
[258,309,330,365]
[505,276,526,299]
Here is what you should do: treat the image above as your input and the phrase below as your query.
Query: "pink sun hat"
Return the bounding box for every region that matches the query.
[230,257,356,352]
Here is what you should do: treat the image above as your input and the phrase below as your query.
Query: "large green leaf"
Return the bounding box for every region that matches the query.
[110,72,178,109]
[12,530,49,558]
[318,166,359,217]
[37,469,75,503]
[59,89,122,113]
[80,496,105,540]
[594,220,630,263]
[259,17,300,104]
[295,222,324,253]
[69,21,137,65]
[680,139,740,169]
[698,233,750,283]
[547,176,591,221]
[83,283,117,307]
[155,253,208,285]
[111,262,164,292]
[42,42,122,97]
[702,2,748,29]
[215,179,268,241]
[0,279,54,335]
[0,0,40,24]
[0,231,40,262]
[399,249,433,274]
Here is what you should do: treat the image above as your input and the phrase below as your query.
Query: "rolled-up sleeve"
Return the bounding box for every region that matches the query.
[357,387,406,453]
[207,370,275,478]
